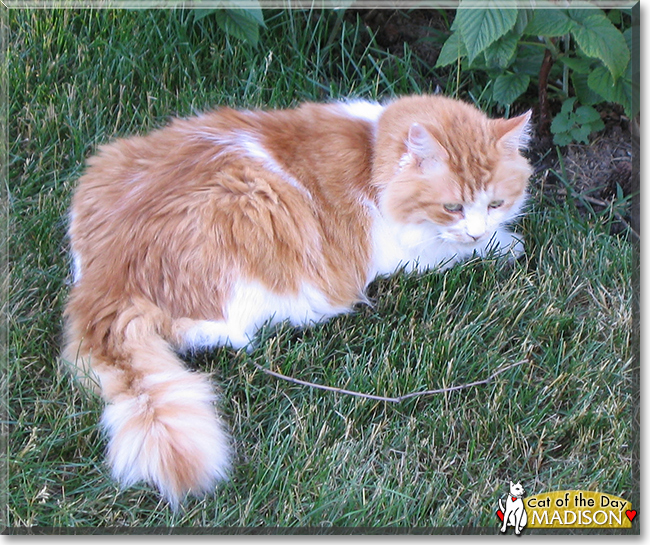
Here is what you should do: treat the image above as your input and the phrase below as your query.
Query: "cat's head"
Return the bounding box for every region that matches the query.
[374,96,532,246]
[509,481,525,497]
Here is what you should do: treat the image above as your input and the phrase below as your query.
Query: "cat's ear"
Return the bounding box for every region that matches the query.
[407,123,449,163]
[496,111,532,152]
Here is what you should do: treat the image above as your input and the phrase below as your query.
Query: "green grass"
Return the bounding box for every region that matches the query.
[5,8,638,530]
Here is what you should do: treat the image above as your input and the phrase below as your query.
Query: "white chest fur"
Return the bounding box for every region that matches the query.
[366,202,476,280]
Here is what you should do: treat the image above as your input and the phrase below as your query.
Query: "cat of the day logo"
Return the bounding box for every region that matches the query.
[497,481,528,534]
[496,482,636,532]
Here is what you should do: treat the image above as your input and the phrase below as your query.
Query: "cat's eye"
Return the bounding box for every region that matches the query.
[443,203,463,213]
[488,199,505,209]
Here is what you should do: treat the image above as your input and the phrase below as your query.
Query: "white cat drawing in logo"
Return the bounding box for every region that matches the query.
[498,481,528,535]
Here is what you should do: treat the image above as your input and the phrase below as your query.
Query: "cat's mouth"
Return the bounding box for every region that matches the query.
[440,232,487,246]
[458,234,489,245]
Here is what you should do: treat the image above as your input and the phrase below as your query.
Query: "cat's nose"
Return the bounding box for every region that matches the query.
[465,217,486,241]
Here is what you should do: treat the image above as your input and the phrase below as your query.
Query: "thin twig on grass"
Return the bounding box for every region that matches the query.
[251,359,527,403]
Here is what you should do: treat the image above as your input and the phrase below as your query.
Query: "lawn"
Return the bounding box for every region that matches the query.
[5,7,638,531]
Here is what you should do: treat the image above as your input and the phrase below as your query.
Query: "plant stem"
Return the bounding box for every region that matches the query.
[538,47,555,138]
[562,34,571,96]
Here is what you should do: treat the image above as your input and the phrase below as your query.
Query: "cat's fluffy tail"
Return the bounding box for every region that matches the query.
[62,310,231,507]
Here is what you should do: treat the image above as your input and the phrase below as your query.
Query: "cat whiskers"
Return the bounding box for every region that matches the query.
[418,230,447,245]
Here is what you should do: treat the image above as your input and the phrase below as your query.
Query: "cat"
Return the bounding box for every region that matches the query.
[62,94,532,506]
[499,481,528,534]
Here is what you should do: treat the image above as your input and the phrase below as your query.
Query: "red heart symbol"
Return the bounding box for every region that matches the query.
[496,509,504,521]
[626,510,637,522]
[512,496,517,501]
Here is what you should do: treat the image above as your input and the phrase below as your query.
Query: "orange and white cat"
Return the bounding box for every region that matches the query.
[62,94,532,505]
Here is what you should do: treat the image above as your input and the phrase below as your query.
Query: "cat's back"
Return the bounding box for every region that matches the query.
[73,101,379,215]
[69,101,382,317]
[72,107,277,212]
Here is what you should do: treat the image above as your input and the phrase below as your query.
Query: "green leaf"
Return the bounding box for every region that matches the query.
[511,44,546,77]
[568,9,629,80]
[623,27,639,117]
[574,105,602,125]
[607,8,622,25]
[591,118,605,133]
[587,64,633,117]
[213,8,264,46]
[558,56,593,75]
[570,124,591,144]
[514,9,533,35]
[220,0,266,26]
[524,9,574,37]
[243,5,266,27]
[192,9,218,22]
[552,130,573,146]
[452,4,518,62]
[435,31,467,67]
[483,31,519,69]
[492,72,530,107]
[193,2,265,27]
[624,27,633,56]
[572,72,602,106]
[550,112,573,135]
[560,96,577,114]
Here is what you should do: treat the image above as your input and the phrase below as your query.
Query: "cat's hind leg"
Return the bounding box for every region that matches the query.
[173,317,251,352]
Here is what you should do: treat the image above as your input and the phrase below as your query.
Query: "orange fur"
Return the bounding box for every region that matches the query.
[373,95,530,225]
[62,94,532,504]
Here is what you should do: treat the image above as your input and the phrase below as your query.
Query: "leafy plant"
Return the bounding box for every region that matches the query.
[436,2,635,144]
[192,1,266,46]
[550,97,604,146]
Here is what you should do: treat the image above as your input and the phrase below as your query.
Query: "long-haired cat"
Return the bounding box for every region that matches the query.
[62,94,532,505]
